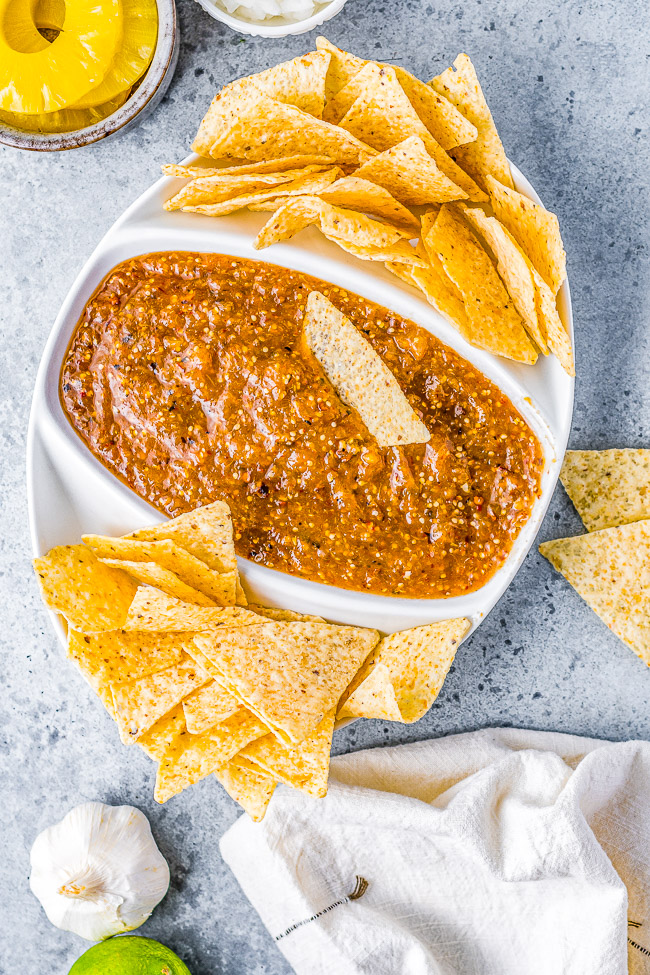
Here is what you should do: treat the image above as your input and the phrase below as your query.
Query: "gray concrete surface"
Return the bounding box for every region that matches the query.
[1,0,649,971]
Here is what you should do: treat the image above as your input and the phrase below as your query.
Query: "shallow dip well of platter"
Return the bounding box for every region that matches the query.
[28,161,573,637]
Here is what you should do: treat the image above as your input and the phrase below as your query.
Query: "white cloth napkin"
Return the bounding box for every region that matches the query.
[220,728,650,975]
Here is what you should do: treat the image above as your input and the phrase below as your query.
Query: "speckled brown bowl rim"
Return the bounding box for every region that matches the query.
[0,0,178,151]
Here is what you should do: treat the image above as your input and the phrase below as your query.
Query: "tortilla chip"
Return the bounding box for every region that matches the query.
[250,50,331,118]
[319,176,420,232]
[180,170,342,218]
[194,621,379,744]
[354,135,468,207]
[139,705,186,762]
[325,235,426,266]
[459,204,548,353]
[339,619,470,722]
[539,522,650,666]
[164,166,332,211]
[215,763,276,821]
[154,709,267,802]
[486,175,566,295]
[126,501,237,575]
[111,655,211,744]
[430,54,513,192]
[303,290,430,447]
[192,81,375,166]
[83,536,234,605]
[530,267,574,376]
[423,205,537,363]
[337,63,486,202]
[247,604,324,623]
[33,545,137,632]
[316,38,477,150]
[237,710,335,798]
[124,587,261,632]
[559,449,650,532]
[386,237,470,335]
[163,155,338,179]
[99,559,216,606]
[183,680,241,734]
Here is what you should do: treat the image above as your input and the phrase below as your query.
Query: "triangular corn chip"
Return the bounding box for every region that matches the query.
[33,545,137,632]
[430,54,513,191]
[422,205,537,363]
[163,155,338,179]
[236,710,335,797]
[247,604,324,622]
[530,267,574,376]
[327,236,427,266]
[183,680,241,734]
[171,170,341,217]
[154,709,267,802]
[303,290,430,447]
[123,587,262,632]
[83,536,235,605]
[540,522,650,666]
[164,165,331,210]
[339,619,470,722]
[486,175,566,295]
[215,763,276,821]
[337,64,485,202]
[560,449,650,532]
[111,655,211,744]
[139,705,186,762]
[316,35,366,98]
[354,135,468,206]
[192,81,375,165]
[99,559,215,606]
[249,50,331,118]
[459,204,548,353]
[194,622,379,744]
[318,176,420,232]
[125,501,237,575]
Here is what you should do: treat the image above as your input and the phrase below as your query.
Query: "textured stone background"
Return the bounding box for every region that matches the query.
[1,0,648,971]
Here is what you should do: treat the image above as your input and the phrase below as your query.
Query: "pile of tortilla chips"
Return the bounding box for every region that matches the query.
[540,448,650,666]
[163,39,573,374]
[34,501,470,820]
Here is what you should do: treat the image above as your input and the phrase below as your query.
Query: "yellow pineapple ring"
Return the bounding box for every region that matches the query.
[72,0,158,109]
[0,0,123,114]
[0,88,129,133]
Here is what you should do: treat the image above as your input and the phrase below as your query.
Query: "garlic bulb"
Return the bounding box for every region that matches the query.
[29,802,170,941]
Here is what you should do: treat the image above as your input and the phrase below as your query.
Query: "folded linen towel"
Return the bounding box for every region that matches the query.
[220,728,650,975]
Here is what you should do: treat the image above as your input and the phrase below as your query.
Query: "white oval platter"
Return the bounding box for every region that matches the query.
[28,161,574,644]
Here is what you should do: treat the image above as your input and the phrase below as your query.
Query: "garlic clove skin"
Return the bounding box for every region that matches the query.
[30,802,170,941]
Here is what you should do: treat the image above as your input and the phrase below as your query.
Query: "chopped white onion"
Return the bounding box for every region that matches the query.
[213,0,324,23]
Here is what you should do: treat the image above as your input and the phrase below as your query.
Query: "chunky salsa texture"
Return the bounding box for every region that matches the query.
[61,252,544,598]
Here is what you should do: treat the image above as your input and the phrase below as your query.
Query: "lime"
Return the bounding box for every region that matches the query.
[69,936,192,975]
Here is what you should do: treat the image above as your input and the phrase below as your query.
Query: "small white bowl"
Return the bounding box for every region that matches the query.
[193,0,349,37]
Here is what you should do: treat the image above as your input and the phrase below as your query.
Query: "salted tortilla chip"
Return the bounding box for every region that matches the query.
[33,545,137,632]
[430,54,513,192]
[459,204,548,353]
[339,619,470,722]
[337,64,485,202]
[317,38,476,150]
[99,559,216,606]
[163,155,337,179]
[111,655,211,744]
[249,50,331,118]
[354,136,468,207]
[253,196,323,248]
[139,705,186,762]
[539,522,650,666]
[67,629,186,717]
[325,235,426,266]
[530,267,574,376]
[124,587,261,632]
[319,176,420,232]
[387,235,470,335]
[247,604,324,623]
[171,170,341,217]
[125,501,237,575]
[423,205,537,363]
[303,290,430,447]
[560,449,650,532]
[154,709,267,802]
[486,175,566,295]
[192,81,375,165]
[164,165,331,211]
[215,763,276,821]
[84,536,234,605]
[194,621,379,744]
[183,680,241,734]
[237,710,335,798]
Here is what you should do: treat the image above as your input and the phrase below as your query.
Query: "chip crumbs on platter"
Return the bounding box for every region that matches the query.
[559,449,650,532]
[302,290,430,448]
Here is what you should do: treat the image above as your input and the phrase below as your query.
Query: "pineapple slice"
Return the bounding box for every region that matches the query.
[0,0,123,114]
[0,88,129,133]
[73,0,158,109]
